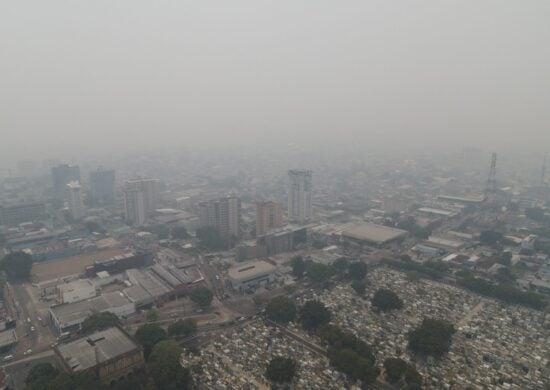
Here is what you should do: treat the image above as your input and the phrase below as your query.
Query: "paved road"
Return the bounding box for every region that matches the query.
[10,283,55,357]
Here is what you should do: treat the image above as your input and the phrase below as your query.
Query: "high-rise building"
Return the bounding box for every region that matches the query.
[66,181,84,220]
[288,170,313,223]
[199,195,241,239]
[90,168,116,204]
[123,185,146,225]
[51,164,80,199]
[255,200,283,236]
[123,178,159,225]
[0,202,47,226]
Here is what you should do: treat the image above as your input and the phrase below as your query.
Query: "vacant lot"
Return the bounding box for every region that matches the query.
[31,248,127,282]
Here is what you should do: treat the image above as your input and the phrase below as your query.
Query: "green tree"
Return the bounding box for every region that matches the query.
[25,363,59,390]
[347,262,367,280]
[266,296,296,324]
[372,289,403,312]
[84,221,105,234]
[81,312,120,334]
[300,300,331,331]
[405,365,423,389]
[190,287,214,308]
[351,280,366,296]
[135,324,167,359]
[46,372,100,390]
[146,309,159,322]
[0,251,33,281]
[196,226,225,250]
[290,256,306,279]
[328,348,379,384]
[383,358,408,383]
[265,356,298,384]
[480,230,503,247]
[148,339,193,390]
[171,225,189,239]
[497,252,512,266]
[525,207,546,222]
[332,257,350,276]
[305,261,333,284]
[168,318,197,337]
[144,224,170,239]
[408,318,455,359]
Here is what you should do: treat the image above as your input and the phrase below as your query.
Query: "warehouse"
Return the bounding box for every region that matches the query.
[227,260,278,292]
[340,223,408,247]
[49,292,135,334]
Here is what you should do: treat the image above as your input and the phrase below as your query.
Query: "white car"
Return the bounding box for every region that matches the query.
[30,326,35,332]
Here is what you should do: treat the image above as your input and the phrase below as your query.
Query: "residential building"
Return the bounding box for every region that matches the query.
[67,181,84,220]
[90,168,116,204]
[198,195,241,239]
[123,178,158,225]
[255,200,283,236]
[288,170,312,223]
[51,164,80,199]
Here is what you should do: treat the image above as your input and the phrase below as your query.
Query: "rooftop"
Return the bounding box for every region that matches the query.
[50,292,132,327]
[228,260,277,282]
[341,223,407,245]
[0,330,17,348]
[56,327,139,371]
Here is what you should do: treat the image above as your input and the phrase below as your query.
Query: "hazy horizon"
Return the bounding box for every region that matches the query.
[2,1,549,167]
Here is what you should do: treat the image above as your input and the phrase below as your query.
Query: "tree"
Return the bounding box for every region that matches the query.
[84,221,105,234]
[328,348,379,384]
[525,207,546,222]
[332,257,350,276]
[480,230,503,247]
[351,280,366,296]
[266,296,296,324]
[265,356,298,384]
[135,324,167,359]
[168,318,197,337]
[305,261,333,284]
[408,318,455,359]
[372,289,403,312]
[347,262,367,280]
[46,372,100,390]
[144,224,170,239]
[497,252,512,266]
[319,324,379,384]
[190,287,214,307]
[0,251,33,281]
[290,256,306,279]
[312,240,326,249]
[405,365,423,390]
[146,309,159,322]
[172,225,189,240]
[26,363,59,390]
[383,358,408,383]
[148,339,193,390]
[196,226,225,250]
[299,300,331,331]
[81,312,120,334]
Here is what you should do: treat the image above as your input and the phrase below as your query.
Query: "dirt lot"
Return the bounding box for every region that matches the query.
[31,248,127,282]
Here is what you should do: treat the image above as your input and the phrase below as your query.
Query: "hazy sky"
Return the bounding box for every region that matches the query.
[1,1,549,166]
